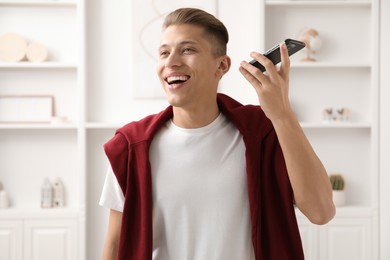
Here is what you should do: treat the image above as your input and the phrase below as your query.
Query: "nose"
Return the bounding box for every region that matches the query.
[165,51,182,68]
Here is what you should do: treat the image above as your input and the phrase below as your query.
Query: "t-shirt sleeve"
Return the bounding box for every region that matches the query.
[103,132,129,195]
[99,166,125,212]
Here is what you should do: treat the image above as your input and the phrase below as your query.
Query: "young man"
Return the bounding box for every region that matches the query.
[100,8,335,260]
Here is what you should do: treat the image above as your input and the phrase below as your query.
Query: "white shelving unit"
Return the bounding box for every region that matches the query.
[0,1,85,259]
[261,0,379,259]
[0,0,383,259]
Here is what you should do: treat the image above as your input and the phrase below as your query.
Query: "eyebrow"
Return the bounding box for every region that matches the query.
[159,40,199,50]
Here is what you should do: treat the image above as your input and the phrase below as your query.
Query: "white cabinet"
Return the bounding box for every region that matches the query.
[24,219,77,260]
[297,208,377,260]
[320,217,372,260]
[0,220,23,260]
[0,216,77,260]
[298,218,319,260]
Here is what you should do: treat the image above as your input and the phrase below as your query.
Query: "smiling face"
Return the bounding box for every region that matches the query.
[157,24,230,112]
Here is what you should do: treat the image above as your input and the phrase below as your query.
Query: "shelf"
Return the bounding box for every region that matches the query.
[334,206,378,217]
[266,1,371,7]
[0,0,77,7]
[85,122,372,130]
[84,122,372,130]
[300,122,371,129]
[291,62,371,69]
[0,207,80,219]
[0,123,77,130]
[0,62,78,69]
[296,205,377,218]
[86,122,123,130]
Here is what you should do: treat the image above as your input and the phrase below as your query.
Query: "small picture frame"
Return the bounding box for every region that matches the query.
[0,95,54,123]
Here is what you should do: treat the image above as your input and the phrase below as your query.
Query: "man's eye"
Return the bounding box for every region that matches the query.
[160,51,169,57]
[183,48,194,54]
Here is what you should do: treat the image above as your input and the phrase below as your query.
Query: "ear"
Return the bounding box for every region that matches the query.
[216,55,231,78]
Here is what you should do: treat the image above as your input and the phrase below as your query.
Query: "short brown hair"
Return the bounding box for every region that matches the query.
[162,8,229,57]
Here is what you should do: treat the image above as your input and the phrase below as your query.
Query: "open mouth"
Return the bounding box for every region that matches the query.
[165,75,190,86]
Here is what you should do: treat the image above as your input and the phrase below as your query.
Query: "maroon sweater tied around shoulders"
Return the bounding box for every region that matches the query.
[104,93,304,260]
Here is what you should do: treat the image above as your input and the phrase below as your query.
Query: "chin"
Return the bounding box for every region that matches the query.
[165,94,187,108]
[166,97,183,108]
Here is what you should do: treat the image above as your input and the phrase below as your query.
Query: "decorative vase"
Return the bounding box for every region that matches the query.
[0,190,9,208]
[41,178,53,208]
[333,190,346,207]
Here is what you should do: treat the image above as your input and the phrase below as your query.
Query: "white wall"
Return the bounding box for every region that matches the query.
[217,0,263,105]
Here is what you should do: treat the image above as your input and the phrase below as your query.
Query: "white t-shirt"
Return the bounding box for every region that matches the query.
[100,113,255,260]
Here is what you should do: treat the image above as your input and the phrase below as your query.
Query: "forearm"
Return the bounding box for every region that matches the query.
[102,243,118,260]
[272,112,335,224]
[239,45,335,223]
[102,209,122,260]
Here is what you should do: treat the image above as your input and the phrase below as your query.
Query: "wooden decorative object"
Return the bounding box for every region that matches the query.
[0,33,27,62]
[297,28,322,62]
[26,42,48,62]
[53,178,65,208]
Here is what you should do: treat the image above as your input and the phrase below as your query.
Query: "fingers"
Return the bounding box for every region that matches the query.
[250,51,278,77]
[239,62,265,91]
[279,43,291,79]
[240,46,285,83]
[240,59,267,79]
[239,44,291,90]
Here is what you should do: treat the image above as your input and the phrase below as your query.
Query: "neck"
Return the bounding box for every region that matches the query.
[172,102,220,129]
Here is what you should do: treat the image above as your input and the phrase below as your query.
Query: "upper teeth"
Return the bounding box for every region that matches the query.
[167,75,189,83]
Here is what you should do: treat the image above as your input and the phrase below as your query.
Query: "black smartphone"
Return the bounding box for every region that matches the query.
[249,38,306,72]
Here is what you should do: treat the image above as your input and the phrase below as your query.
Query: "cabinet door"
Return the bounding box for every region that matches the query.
[0,220,23,260]
[297,216,319,260]
[23,219,77,260]
[320,217,372,260]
